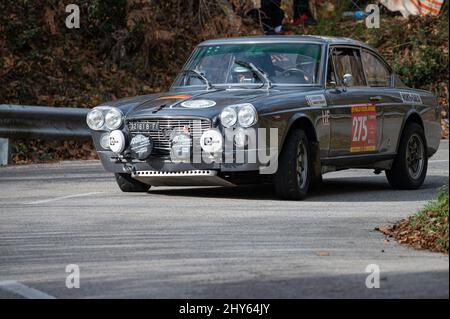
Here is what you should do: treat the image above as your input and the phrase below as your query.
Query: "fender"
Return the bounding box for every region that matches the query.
[282,112,318,148]
[396,109,425,154]
[283,112,322,183]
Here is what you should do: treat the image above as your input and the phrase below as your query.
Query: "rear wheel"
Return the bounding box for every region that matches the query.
[274,129,311,200]
[115,173,151,192]
[386,123,428,189]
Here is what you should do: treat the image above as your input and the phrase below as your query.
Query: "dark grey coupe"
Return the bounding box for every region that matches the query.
[87,36,441,200]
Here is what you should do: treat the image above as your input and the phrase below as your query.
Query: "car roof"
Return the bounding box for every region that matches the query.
[199,35,376,51]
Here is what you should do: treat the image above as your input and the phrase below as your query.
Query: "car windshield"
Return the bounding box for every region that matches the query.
[173,43,323,88]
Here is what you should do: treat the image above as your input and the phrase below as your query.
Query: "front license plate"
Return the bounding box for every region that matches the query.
[129,122,159,132]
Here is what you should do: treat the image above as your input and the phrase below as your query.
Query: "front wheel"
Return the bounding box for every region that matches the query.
[274,129,311,200]
[115,173,151,192]
[386,123,428,189]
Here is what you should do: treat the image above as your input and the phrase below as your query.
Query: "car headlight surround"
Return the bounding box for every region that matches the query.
[220,104,258,128]
[237,103,257,127]
[105,108,123,130]
[220,106,238,128]
[86,109,105,130]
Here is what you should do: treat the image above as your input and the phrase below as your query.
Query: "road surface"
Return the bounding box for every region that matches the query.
[0,141,448,298]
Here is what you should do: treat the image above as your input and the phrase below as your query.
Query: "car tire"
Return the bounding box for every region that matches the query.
[274,129,311,200]
[115,173,151,192]
[310,173,323,190]
[385,123,428,189]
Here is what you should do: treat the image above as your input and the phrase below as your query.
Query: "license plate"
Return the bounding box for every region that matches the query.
[129,122,159,132]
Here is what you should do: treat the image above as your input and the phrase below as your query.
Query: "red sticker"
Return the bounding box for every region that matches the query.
[156,94,192,100]
[351,104,377,152]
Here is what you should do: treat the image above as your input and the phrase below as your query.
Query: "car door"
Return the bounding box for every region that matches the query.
[325,46,383,157]
[360,48,399,155]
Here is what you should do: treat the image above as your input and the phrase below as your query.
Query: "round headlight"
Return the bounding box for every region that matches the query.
[170,133,192,162]
[220,107,237,128]
[86,109,104,130]
[109,130,126,154]
[105,108,123,130]
[238,104,257,127]
[234,127,248,148]
[200,129,223,153]
[100,133,110,150]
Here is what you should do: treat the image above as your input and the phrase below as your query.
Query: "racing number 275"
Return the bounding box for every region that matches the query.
[352,115,368,142]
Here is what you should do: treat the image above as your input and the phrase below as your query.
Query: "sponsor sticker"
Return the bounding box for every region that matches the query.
[321,110,330,125]
[351,104,377,152]
[109,130,126,154]
[180,100,216,108]
[400,92,422,105]
[130,134,153,160]
[200,129,223,153]
[306,94,327,107]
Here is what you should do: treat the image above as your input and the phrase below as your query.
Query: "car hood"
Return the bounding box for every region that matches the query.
[101,87,321,120]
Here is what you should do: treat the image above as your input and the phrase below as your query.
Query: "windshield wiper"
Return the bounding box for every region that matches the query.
[181,69,215,90]
[234,60,273,90]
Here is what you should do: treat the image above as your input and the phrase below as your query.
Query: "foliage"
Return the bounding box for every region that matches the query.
[11,140,96,164]
[411,186,449,253]
[0,0,448,163]
[295,4,449,112]
[378,186,449,254]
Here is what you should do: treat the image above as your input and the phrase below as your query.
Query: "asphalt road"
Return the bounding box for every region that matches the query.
[0,141,448,299]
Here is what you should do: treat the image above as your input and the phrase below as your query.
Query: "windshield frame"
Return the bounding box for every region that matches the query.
[171,41,326,90]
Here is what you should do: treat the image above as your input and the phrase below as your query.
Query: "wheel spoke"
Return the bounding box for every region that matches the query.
[406,134,425,180]
[296,141,308,188]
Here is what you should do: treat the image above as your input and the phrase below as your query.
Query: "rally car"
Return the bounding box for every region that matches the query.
[87,36,441,200]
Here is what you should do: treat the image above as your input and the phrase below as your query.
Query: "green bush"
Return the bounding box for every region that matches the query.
[411,186,449,253]
[393,43,449,91]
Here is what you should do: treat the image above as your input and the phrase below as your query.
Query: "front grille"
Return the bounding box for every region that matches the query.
[127,118,211,154]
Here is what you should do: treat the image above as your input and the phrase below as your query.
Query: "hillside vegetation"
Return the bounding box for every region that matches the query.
[0,0,448,163]
[378,186,449,254]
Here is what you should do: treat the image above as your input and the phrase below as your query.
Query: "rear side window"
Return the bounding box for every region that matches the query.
[361,50,391,87]
[332,48,366,87]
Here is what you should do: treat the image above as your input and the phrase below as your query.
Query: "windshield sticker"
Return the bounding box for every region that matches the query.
[306,94,327,107]
[180,100,216,108]
[351,104,377,153]
[400,92,422,105]
[157,94,193,100]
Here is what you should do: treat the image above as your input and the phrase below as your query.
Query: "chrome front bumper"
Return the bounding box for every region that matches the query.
[131,169,235,186]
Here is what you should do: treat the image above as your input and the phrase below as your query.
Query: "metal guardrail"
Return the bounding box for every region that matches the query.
[0,104,91,165]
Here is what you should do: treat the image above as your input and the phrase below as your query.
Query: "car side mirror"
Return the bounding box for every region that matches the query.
[343,73,353,88]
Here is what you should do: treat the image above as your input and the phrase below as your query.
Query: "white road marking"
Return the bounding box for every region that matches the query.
[25,192,104,205]
[0,281,56,299]
[429,160,449,163]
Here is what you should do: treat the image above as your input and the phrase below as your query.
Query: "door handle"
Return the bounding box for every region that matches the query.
[369,96,382,102]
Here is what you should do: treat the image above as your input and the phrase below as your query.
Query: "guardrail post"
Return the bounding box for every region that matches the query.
[0,138,11,166]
